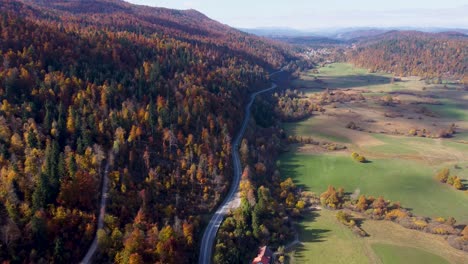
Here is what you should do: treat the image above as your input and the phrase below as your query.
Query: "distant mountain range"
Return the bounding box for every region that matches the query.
[239,27,320,37]
[240,27,468,41]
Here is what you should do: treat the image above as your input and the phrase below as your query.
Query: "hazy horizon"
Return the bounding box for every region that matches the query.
[126,0,468,30]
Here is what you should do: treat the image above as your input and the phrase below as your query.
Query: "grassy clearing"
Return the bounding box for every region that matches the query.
[422,101,468,122]
[314,64,391,90]
[454,132,468,141]
[290,210,370,264]
[280,152,468,221]
[318,63,370,76]
[296,63,465,96]
[442,140,468,152]
[372,244,449,264]
[368,134,468,160]
[367,134,419,155]
[363,219,468,264]
[294,63,392,91]
[289,209,468,264]
[371,243,449,264]
[283,118,351,143]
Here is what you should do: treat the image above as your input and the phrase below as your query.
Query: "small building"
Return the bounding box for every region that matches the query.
[252,246,273,264]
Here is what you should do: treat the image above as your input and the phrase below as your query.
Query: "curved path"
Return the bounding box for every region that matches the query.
[81,155,111,264]
[199,71,281,264]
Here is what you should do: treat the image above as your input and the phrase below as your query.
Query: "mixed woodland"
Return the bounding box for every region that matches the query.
[0,0,299,262]
[347,31,468,81]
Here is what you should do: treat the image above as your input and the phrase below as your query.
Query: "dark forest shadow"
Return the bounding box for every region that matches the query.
[296,211,330,243]
[292,210,331,258]
[296,74,393,90]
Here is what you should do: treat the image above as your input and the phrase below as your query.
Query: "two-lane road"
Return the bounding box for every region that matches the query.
[198,71,281,264]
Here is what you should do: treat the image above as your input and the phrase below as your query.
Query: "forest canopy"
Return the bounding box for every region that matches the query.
[347,31,468,80]
[0,0,297,262]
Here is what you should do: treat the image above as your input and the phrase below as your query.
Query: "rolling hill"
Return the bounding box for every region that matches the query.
[347,31,468,79]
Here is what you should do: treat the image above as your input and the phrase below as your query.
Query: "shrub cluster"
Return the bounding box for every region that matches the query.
[408,124,456,138]
[336,211,367,237]
[435,168,464,190]
[345,121,366,132]
[351,152,367,163]
[287,136,347,151]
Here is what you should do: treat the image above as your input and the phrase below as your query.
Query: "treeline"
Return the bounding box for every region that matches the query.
[0,0,299,262]
[347,31,468,81]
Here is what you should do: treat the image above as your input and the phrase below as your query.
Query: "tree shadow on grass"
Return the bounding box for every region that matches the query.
[292,228,331,259]
[295,74,393,91]
[279,157,311,191]
[319,75,393,90]
[296,211,330,243]
[292,221,331,259]
[350,215,366,229]
[460,179,468,190]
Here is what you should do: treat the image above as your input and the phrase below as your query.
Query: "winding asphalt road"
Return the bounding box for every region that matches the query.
[81,157,111,264]
[198,71,281,264]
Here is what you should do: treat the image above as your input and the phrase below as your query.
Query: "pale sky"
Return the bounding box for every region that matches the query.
[126,0,468,29]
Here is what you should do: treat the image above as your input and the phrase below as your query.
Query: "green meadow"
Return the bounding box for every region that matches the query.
[291,210,369,264]
[371,244,449,264]
[280,152,468,221]
[283,63,468,263]
[288,209,464,264]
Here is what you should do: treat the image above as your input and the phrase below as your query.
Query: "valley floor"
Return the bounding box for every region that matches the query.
[280,63,468,263]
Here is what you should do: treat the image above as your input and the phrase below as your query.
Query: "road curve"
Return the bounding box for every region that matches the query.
[198,71,281,264]
[81,156,111,264]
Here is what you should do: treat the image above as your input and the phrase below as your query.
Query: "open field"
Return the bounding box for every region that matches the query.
[283,118,352,143]
[371,243,449,264]
[290,210,370,264]
[282,63,468,222]
[280,152,468,221]
[363,219,468,264]
[283,63,468,263]
[288,209,468,264]
[292,63,468,137]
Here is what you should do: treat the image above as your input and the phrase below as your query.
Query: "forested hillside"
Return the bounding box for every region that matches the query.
[0,0,297,262]
[347,31,467,81]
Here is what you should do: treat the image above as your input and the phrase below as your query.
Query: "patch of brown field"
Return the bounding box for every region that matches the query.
[360,135,468,166]
[296,140,463,166]
[308,114,384,147]
[362,151,460,166]
[296,144,347,155]
[337,102,454,137]
[309,99,465,145]
[296,144,329,154]
[453,121,468,134]
[296,103,468,166]
[293,69,468,167]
